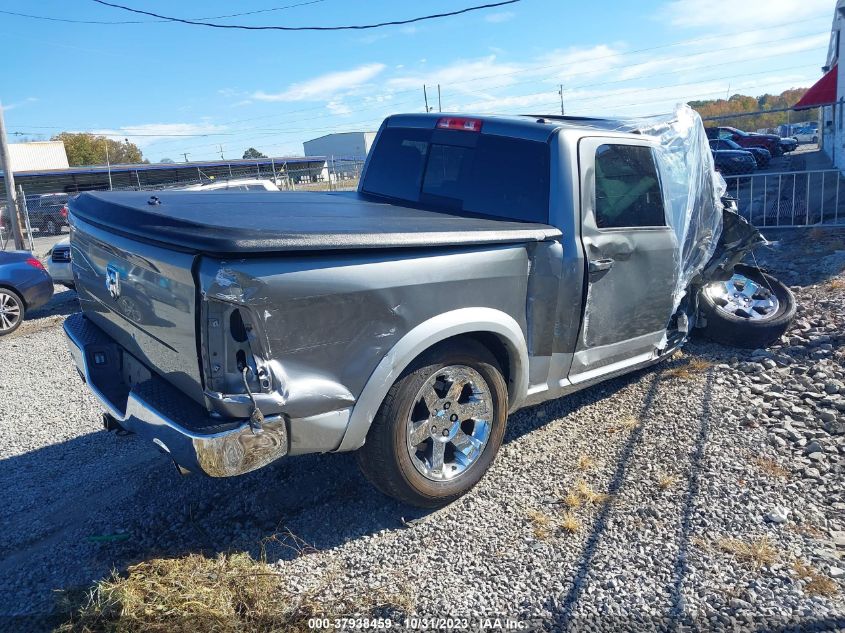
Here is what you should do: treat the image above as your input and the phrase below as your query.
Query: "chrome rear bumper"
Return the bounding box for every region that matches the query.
[63,312,288,476]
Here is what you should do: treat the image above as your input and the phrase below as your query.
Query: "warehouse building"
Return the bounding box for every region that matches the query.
[303,131,377,160]
[7,141,69,171]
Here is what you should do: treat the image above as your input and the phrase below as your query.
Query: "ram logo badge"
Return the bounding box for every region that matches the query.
[106,265,121,300]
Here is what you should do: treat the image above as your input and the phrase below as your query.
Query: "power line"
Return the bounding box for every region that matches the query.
[0,1,329,25]
[89,0,522,31]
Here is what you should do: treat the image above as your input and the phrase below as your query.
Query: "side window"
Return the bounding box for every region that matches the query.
[594,144,665,229]
[718,130,732,140]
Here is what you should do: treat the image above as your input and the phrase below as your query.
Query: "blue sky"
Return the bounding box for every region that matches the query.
[0,0,835,161]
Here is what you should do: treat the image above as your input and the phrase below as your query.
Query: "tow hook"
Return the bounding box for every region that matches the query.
[241,367,265,435]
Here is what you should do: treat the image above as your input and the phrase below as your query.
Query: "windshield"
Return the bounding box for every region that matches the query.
[361,126,550,224]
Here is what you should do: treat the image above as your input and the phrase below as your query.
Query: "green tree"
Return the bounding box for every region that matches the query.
[159,157,175,163]
[51,132,146,166]
[242,147,267,159]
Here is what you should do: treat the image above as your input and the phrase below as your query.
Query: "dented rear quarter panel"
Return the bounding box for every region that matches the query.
[197,244,532,420]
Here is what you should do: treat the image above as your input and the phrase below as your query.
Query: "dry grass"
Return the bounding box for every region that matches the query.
[560,512,581,534]
[527,509,554,540]
[753,456,790,479]
[656,472,680,491]
[793,561,839,597]
[716,537,778,570]
[56,550,412,632]
[561,491,582,509]
[577,454,596,472]
[826,278,845,291]
[607,415,640,434]
[664,357,714,380]
[788,523,826,539]
[574,479,609,506]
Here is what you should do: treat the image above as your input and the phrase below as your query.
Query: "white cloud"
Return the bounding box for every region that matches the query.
[91,121,229,148]
[485,11,514,23]
[662,0,830,28]
[326,100,352,116]
[253,63,386,102]
[387,55,523,95]
[2,97,38,111]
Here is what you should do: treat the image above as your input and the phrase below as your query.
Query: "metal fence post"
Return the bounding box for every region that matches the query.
[763,175,767,227]
[806,172,811,226]
[17,185,34,252]
[791,173,796,226]
[776,173,782,224]
[819,172,825,224]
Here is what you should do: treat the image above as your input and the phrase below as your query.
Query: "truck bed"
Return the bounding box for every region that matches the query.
[69,190,561,255]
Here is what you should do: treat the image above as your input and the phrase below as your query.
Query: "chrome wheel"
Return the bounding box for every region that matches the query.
[0,291,22,332]
[406,365,493,482]
[705,273,780,321]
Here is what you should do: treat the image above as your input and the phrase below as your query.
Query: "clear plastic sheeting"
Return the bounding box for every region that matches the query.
[582,104,726,312]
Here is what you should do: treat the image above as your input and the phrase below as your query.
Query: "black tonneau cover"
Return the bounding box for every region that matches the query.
[69,191,560,255]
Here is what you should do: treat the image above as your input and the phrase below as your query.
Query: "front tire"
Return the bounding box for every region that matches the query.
[697,265,795,348]
[356,339,508,508]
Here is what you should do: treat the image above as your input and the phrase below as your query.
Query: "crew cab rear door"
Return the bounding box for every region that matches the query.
[569,137,679,381]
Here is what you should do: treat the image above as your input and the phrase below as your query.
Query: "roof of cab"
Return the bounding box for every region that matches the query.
[384,112,645,143]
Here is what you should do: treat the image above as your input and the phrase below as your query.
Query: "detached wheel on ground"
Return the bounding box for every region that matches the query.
[0,288,24,335]
[697,264,796,348]
[356,339,508,508]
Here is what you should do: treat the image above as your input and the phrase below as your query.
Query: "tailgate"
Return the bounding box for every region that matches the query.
[70,216,204,404]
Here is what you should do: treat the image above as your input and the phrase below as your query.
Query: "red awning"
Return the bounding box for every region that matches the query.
[794,64,837,110]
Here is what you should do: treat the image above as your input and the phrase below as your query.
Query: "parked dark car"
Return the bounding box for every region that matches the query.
[0,251,53,335]
[776,136,798,153]
[711,145,756,174]
[706,126,784,157]
[28,193,70,235]
[709,139,770,167]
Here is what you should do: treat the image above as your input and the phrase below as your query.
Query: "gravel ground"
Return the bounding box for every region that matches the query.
[1,231,844,631]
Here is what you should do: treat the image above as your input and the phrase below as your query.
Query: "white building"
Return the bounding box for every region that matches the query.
[6,141,69,172]
[303,131,377,160]
[797,1,845,168]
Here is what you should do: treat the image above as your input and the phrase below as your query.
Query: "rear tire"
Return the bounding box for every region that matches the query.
[697,265,795,348]
[0,288,24,336]
[356,339,508,508]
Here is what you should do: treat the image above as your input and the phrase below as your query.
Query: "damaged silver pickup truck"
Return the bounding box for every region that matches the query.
[64,107,795,507]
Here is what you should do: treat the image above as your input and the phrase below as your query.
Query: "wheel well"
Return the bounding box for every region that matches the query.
[0,284,25,308]
[429,331,515,399]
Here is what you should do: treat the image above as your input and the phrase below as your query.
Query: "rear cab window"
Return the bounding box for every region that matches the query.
[361,125,551,224]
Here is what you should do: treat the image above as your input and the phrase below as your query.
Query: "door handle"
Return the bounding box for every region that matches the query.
[588,258,614,273]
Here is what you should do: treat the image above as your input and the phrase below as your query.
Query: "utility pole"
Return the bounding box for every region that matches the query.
[0,103,24,250]
[559,84,565,115]
[437,84,442,113]
[182,152,190,163]
[423,85,430,112]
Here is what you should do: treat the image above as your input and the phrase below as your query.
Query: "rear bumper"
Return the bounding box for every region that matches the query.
[63,312,289,477]
[23,274,54,311]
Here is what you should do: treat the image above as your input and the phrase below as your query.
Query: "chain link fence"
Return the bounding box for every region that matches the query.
[0,157,366,250]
